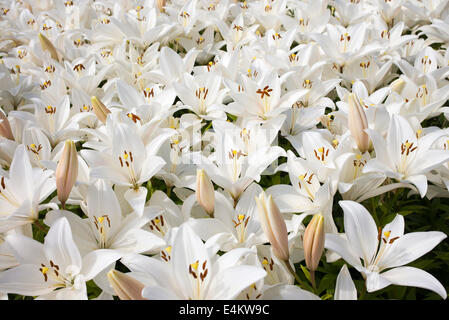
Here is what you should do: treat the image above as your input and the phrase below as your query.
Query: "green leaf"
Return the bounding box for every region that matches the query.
[300,264,312,283]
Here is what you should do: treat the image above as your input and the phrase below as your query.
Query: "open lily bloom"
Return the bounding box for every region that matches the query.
[81,114,166,215]
[120,224,267,300]
[0,217,121,299]
[325,201,447,298]
[364,114,449,197]
[192,118,285,200]
[187,183,267,251]
[44,180,165,256]
[0,145,56,233]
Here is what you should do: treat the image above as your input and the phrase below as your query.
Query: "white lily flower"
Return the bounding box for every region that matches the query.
[81,115,166,215]
[192,118,285,200]
[0,145,56,233]
[325,200,447,299]
[364,114,449,197]
[187,183,267,251]
[0,217,121,299]
[120,224,267,300]
[44,180,165,256]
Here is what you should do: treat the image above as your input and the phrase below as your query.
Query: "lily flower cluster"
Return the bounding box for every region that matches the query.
[0,0,448,301]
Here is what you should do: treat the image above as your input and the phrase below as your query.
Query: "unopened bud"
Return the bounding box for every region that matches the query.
[38,33,59,62]
[55,140,78,208]
[156,0,166,12]
[348,93,370,153]
[0,110,14,140]
[107,269,147,300]
[390,78,405,94]
[255,192,289,262]
[91,96,111,124]
[196,169,215,216]
[303,214,325,272]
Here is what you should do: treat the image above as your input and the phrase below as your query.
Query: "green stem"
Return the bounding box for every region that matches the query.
[359,283,367,300]
[310,270,317,292]
[284,260,303,286]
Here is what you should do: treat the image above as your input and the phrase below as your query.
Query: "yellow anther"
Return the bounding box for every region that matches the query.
[83,105,89,110]
[29,143,36,149]
[291,53,296,57]
[424,56,428,59]
[318,147,324,153]
[416,129,422,137]
[250,283,256,289]
[332,139,339,147]
[405,142,411,148]
[154,218,160,224]
[41,267,49,274]
[208,61,213,65]
[383,230,391,238]
[299,174,305,180]
[252,56,257,60]
[191,261,199,270]
[262,258,269,265]
[232,150,237,155]
[344,33,349,37]
[165,246,172,253]
[172,139,179,144]
[46,105,52,111]
[98,216,105,223]
[123,153,129,160]
[355,154,362,160]
[238,214,245,221]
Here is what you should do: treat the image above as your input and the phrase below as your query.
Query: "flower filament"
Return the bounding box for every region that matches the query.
[188,259,209,299]
[232,213,250,243]
[298,173,315,200]
[93,214,111,248]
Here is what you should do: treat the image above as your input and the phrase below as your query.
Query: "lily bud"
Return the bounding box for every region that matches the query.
[196,168,215,216]
[55,140,78,208]
[303,214,325,272]
[107,269,147,300]
[156,0,166,12]
[91,96,111,124]
[38,33,59,62]
[390,78,405,94]
[347,93,370,153]
[255,192,289,262]
[0,110,14,140]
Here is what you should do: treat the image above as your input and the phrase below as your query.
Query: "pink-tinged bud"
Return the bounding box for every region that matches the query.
[107,270,147,300]
[303,214,325,272]
[156,0,166,12]
[55,140,78,208]
[255,192,289,262]
[0,110,14,140]
[347,93,370,153]
[91,96,111,124]
[196,169,215,216]
[38,33,59,62]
